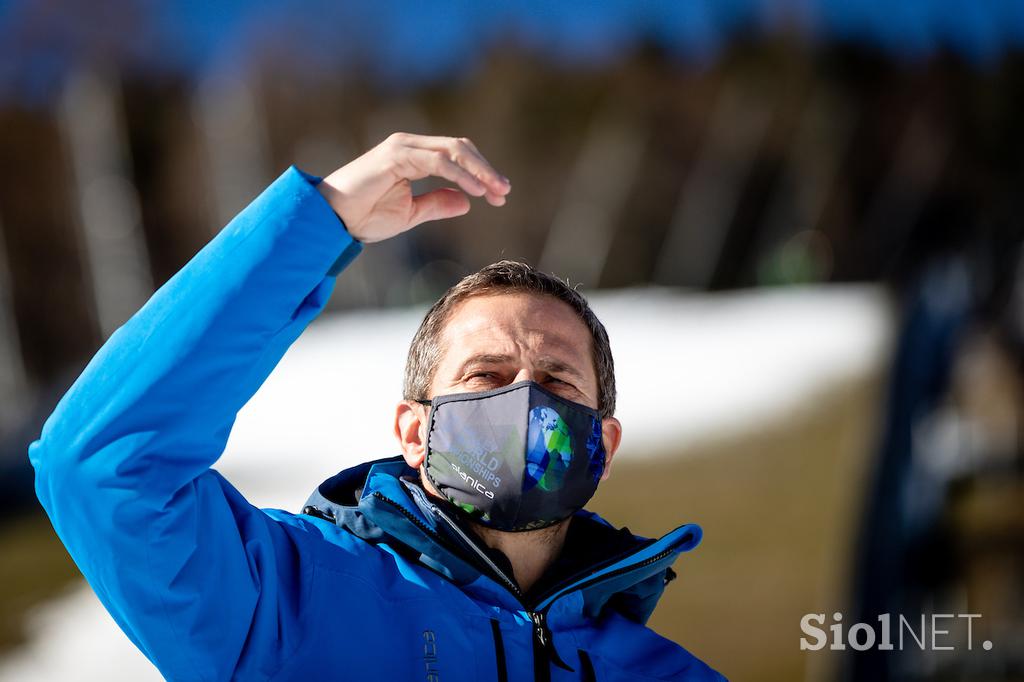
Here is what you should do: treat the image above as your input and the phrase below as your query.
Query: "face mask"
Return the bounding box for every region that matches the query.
[419,380,606,531]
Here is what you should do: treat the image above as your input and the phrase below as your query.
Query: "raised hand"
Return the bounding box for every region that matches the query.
[316,133,511,244]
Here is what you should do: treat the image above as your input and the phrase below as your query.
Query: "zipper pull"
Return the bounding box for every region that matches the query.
[529,611,574,672]
[302,505,336,523]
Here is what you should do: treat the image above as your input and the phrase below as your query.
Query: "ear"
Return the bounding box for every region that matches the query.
[599,416,622,481]
[395,400,429,468]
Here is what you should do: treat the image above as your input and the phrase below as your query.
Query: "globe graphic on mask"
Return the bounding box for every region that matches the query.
[524,406,574,492]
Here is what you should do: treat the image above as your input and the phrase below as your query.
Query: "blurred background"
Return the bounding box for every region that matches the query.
[1,1,1023,680]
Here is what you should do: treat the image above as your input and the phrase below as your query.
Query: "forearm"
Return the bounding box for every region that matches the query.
[30,165,359,558]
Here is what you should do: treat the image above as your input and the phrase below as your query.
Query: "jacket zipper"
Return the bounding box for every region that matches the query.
[369,492,477,566]
[373,490,677,610]
[428,503,523,597]
[375,494,563,676]
[530,609,574,676]
[429,504,580,675]
[372,491,675,680]
[533,547,677,611]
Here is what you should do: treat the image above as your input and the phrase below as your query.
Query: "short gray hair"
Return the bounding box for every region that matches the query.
[403,260,616,418]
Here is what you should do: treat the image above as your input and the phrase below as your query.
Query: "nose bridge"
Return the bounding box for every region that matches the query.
[512,366,534,384]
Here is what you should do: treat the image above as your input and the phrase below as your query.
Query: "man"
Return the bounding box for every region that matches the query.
[30,133,724,681]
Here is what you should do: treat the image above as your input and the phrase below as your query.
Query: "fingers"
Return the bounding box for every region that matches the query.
[400,147,491,199]
[452,137,508,206]
[390,133,511,204]
[409,187,471,226]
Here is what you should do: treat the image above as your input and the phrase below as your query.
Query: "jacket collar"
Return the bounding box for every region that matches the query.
[302,456,702,623]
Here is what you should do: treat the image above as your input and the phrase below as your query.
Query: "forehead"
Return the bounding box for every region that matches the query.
[438,292,594,365]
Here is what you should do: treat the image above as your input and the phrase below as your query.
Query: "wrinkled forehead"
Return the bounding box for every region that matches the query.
[437,292,594,367]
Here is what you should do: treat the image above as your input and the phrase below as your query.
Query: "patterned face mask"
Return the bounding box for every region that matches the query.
[420,380,606,531]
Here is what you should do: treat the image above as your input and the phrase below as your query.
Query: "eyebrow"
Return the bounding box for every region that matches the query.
[456,353,586,380]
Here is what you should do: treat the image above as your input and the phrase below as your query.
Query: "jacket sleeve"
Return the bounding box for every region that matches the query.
[29,166,363,681]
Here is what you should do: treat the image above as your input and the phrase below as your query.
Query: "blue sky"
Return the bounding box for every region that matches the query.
[2,0,1023,104]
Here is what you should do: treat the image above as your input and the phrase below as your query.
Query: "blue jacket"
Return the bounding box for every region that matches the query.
[30,167,726,681]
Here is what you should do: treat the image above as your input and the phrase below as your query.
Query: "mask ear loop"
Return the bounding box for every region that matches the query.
[413,397,434,469]
[415,397,446,503]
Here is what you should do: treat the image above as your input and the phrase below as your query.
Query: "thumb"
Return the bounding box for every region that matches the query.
[409,187,471,227]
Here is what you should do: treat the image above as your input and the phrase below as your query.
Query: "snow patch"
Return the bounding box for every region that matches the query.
[0,284,892,681]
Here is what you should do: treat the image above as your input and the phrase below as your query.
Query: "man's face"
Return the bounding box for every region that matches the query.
[395,291,621,483]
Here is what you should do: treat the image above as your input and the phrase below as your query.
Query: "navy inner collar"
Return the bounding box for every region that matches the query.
[400,475,645,602]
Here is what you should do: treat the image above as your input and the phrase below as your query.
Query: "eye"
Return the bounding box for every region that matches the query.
[465,371,498,383]
[546,376,579,392]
